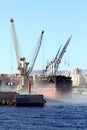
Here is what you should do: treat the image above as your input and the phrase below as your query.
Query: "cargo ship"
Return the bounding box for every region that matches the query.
[32,72,72,95]
[31,35,72,94]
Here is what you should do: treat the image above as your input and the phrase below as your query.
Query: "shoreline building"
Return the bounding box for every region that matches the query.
[70,68,86,87]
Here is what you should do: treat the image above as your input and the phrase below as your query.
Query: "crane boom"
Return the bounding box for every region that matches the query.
[27,31,44,75]
[53,45,62,62]
[46,35,72,76]
[55,35,72,73]
[10,18,20,67]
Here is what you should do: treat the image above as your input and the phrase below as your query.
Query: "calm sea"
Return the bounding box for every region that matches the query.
[0,94,87,130]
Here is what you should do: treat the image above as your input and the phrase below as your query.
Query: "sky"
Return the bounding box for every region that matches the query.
[0,0,87,74]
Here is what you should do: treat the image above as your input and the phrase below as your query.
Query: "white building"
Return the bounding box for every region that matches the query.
[70,68,86,87]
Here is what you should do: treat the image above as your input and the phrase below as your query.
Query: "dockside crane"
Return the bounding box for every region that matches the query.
[46,35,72,76]
[10,18,44,88]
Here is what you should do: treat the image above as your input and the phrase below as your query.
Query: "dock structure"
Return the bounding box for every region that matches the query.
[0,91,17,105]
[15,94,46,106]
[0,91,46,106]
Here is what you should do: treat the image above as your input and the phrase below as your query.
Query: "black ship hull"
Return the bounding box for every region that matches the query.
[33,75,72,94]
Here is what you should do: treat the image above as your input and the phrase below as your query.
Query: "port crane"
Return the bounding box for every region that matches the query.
[10,18,44,87]
[46,35,72,76]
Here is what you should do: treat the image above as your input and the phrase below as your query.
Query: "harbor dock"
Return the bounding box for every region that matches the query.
[0,91,46,106]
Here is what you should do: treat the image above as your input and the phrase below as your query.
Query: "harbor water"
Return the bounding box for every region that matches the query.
[0,93,87,130]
